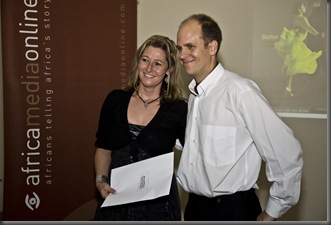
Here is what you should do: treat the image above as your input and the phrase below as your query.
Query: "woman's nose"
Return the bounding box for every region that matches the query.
[146,62,153,72]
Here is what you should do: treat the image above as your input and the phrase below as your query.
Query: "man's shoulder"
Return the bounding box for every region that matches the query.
[223,70,260,92]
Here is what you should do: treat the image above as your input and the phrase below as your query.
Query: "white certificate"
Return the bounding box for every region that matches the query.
[101,152,174,207]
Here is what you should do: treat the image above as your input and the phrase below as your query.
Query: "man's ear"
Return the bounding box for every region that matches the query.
[208,40,218,56]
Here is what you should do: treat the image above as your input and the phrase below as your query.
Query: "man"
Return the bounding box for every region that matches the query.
[176,14,303,221]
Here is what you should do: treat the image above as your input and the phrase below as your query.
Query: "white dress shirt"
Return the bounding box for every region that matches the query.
[176,63,303,218]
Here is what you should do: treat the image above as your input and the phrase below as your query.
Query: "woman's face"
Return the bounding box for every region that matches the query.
[138,46,169,89]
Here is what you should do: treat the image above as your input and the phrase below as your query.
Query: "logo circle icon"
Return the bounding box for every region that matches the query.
[25,192,40,211]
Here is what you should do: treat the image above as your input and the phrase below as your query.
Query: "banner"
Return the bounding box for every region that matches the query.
[1,0,137,220]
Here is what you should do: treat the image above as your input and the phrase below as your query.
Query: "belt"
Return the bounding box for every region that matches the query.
[189,189,256,204]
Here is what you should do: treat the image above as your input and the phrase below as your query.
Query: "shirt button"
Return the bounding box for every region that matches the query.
[217,199,221,203]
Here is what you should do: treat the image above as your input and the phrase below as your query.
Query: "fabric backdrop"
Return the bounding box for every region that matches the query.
[1,0,137,220]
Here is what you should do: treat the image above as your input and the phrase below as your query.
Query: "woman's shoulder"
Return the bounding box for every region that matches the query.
[167,98,187,105]
[105,89,131,100]
[100,89,132,108]
[177,98,188,107]
[163,98,188,112]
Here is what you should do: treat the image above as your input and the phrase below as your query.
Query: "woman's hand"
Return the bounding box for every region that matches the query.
[96,182,117,199]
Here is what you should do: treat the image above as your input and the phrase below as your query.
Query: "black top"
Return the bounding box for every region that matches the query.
[94,89,187,221]
[95,89,186,157]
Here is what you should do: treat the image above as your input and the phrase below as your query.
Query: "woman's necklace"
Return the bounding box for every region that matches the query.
[136,91,161,108]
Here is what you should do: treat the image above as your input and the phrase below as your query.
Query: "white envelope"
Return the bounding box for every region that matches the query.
[101,152,174,207]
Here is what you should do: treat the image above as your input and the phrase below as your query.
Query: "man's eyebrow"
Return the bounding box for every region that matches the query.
[177,43,194,48]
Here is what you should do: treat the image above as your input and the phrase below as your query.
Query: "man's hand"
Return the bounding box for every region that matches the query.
[257,210,277,221]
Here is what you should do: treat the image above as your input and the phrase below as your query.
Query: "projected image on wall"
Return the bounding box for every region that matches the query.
[251,0,327,118]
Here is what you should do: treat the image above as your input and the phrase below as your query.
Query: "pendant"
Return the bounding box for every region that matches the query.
[144,102,149,107]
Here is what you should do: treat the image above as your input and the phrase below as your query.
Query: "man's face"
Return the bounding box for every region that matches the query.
[176,20,214,83]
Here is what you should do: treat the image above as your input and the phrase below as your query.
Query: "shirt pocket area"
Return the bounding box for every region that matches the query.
[201,125,236,167]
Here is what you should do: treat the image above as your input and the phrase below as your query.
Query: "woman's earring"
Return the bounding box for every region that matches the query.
[164,74,169,83]
[165,74,170,96]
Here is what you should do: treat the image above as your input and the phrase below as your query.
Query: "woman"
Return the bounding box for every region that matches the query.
[274,1,324,96]
[93,35,187,221]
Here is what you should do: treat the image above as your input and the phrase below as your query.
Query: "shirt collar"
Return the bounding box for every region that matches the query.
[188,63,225,96]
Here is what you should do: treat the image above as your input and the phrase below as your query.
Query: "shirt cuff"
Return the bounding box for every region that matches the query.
[265,197,291,219]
